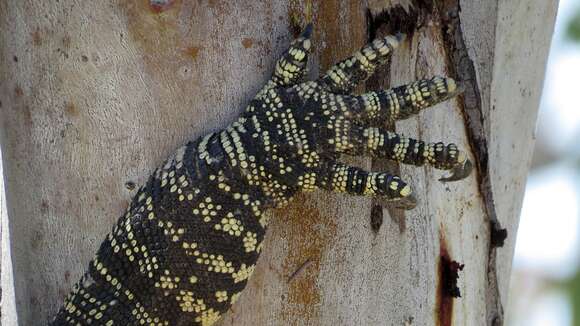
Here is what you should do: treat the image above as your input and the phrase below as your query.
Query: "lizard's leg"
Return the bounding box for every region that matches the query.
[50,256,156,325]
[316,161,411,198]
[324,120,472,181]
[258,23,313,96]
[295,159,416,208]
[344,76,462,125]
[318,33,404,94]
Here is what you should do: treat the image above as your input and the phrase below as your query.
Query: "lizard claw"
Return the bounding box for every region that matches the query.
[301,22,313,39]
[439,158,473,182]
[381,193,417,210]
[396,193,417,210]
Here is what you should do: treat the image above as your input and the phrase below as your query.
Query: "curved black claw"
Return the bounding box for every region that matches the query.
[395,193,417,210]
[301,22,313,39]
[394,32,407,43]
[381,193,417,210]
[439,158,473,182]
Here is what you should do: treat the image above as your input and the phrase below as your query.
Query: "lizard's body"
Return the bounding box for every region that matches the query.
[50,25,471,325]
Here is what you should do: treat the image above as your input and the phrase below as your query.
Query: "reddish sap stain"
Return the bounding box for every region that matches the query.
[149,0,174,13]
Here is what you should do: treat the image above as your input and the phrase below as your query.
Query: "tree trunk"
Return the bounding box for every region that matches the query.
[0,0,557,325]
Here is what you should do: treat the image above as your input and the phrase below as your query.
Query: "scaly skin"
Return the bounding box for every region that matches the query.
[49,24,471,326]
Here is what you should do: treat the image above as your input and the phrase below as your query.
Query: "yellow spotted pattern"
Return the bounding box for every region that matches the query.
[50,24,469,326]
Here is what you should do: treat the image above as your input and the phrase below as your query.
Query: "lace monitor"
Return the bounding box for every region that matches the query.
[49,24,472,325]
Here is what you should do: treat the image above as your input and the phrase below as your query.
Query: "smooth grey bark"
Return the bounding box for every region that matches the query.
[0,1,557,325]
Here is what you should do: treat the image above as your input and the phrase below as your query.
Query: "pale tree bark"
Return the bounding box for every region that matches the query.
[0,1,557,325]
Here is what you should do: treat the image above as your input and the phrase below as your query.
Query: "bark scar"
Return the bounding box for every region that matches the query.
[436,1,506,325]
[437,235,464,326]
[287,258,313,283]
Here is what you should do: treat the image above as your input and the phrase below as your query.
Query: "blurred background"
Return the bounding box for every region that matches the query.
[506,0,580,325]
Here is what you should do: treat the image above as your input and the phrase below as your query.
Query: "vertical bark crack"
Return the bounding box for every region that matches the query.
[436,1,506,325]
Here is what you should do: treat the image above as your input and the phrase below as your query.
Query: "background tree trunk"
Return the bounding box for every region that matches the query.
[0,0,557,325]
